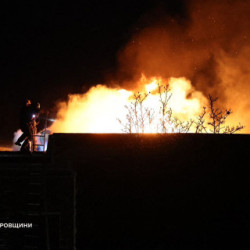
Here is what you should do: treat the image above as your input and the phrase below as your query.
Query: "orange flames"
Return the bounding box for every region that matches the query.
[51,85,132,133]
[51,0,250,134]
[51,75,208,133]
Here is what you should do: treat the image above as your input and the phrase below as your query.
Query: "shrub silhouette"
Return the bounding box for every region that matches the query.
[118,83,244,134]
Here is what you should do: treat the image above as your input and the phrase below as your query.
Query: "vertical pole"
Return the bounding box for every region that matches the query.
[31,120,35,153]
[33,120,37,152]
[44,112,48,152]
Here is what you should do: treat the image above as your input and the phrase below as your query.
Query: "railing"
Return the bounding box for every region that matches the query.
[31,114,49,152]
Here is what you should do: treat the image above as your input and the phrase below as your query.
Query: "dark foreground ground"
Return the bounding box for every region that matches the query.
[1,133,250,249]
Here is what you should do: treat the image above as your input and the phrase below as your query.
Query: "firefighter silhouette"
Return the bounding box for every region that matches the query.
[15,100,40,152]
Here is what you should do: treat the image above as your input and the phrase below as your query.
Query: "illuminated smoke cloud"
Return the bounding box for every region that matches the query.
[51,0,250,133]
[114,0,250,130]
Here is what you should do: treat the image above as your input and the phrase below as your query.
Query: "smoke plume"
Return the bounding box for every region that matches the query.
[116,0,250,130]
[51,0,250,133]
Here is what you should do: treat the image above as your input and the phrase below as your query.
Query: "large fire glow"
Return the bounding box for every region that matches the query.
[51,75,208,133]
[50,0,250,134]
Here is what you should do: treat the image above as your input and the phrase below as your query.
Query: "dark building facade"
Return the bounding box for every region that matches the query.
[0,152,75,250]
[48,133,250,250]
[1,133,250,249]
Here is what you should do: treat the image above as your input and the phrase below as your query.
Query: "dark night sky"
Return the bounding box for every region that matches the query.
[0,0,186,146]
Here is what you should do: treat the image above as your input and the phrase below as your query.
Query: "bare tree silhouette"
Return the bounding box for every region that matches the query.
[207,94,244,134]
[118,85,244,134]
[194,107,207,133]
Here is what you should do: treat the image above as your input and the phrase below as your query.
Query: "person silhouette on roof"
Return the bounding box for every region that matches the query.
[15,99,33,147]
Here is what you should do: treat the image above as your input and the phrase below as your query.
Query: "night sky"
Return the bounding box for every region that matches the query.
[1,0,186,146]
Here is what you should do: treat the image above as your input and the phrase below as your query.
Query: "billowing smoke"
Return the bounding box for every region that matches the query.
[13,130,22,151]
[51,0,250,134]
[116,0,250,130]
